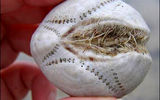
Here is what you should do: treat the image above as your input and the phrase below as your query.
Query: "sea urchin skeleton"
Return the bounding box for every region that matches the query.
[30,0,152,98]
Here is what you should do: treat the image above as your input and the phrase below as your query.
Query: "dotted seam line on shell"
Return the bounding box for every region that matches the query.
[110,69,125,91]
[44,0,115,24]
[79,0,115,20]
[44,58,125,93]
[42,25,61,37]
[45,58,75,66]
[45,18,77,24]
[80,61,119,93]
[42,44,60,62]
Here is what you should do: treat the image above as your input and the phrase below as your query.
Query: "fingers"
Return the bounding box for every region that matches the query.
[24,0,65,6]
[0,23,18,69]
[2,0,64,24]
[1,23,19,69]
[1,23,5,41]
[61,97,117,100]
[2,5,52,24]
[1,79,14,100]
[1,23,37,68]
[1,62,56,100]
[1,38,18,69]
[1,0,23,13]
[6,24,38,55]
[32,71,56,100]
[1,0,65,58]
[1,0,64,13]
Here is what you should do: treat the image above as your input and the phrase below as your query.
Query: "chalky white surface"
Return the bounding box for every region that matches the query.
[30,0,152,98]
[19,0,159,100]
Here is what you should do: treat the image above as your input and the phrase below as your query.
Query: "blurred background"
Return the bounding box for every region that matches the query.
[16,0,159,100]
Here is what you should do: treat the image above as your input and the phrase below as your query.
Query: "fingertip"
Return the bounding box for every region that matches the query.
[1,61,57,100]
[32,72,56,100]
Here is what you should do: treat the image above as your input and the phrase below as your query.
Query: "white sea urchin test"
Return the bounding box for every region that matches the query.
[30,0,152,98]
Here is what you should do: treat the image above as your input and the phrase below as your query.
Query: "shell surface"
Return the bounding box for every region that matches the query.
[30,0,152,98]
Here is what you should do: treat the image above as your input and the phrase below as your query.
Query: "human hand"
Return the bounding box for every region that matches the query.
[1,0,117,100]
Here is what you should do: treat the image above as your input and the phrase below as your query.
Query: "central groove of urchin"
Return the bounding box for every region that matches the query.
[62,22,148,56]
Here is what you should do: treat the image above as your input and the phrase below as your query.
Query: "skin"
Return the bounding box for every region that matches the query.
[0,0,117,100]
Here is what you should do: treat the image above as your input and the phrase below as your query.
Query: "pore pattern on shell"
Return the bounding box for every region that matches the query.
[45,58,125,93]
[30,0,152,98]
[44,0,116,25]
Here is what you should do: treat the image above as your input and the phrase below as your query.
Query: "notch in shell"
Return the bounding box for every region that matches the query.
[30,0,152,98]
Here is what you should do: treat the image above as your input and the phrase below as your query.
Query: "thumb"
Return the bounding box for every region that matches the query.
[1,61,56,100]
